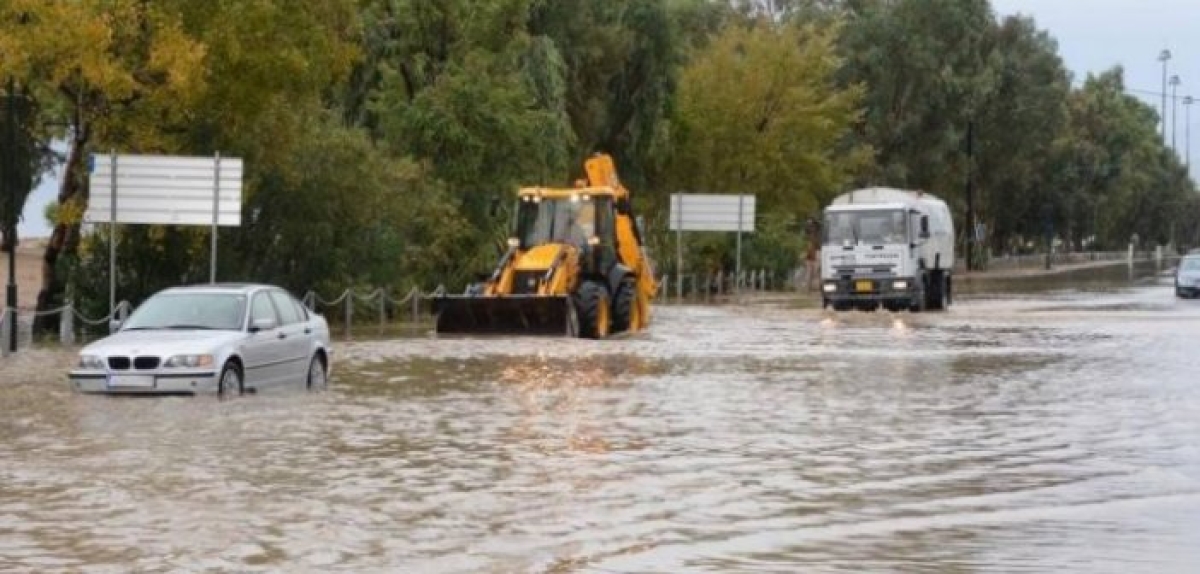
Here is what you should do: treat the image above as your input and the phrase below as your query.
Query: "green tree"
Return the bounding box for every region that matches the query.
[838,0,996,196]
[662,18,864,276]
[973,15,1071,254]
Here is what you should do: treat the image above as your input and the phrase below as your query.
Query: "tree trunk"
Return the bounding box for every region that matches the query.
[33,130,88,335]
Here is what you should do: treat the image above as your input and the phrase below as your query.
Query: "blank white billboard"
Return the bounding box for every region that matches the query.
[669,193,756,232]
[86,154,243,226]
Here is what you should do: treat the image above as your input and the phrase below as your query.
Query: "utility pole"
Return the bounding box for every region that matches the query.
[1159,49,1172,143]
[4,78,18,352]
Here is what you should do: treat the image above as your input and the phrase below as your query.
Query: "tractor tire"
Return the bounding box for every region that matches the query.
[610,277,637,333]
[574,280,611,339]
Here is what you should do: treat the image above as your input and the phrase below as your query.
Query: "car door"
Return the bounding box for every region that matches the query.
[240,291,288,389]
[268,289,311,384]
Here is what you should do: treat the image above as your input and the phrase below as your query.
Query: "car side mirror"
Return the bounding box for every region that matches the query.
[250,317,277,332]
[919,215,931,239]
[109,318,124,333]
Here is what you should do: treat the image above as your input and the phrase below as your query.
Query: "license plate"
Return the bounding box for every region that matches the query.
[855,280,873,293]
[108,374,155,388]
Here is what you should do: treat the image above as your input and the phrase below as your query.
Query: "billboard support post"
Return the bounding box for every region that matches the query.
[669,193,757,300]
[88,153,244,309]
[736,195,744,293]
[211,151,220,284]
[675,197,683,301]
[109,151,116,321]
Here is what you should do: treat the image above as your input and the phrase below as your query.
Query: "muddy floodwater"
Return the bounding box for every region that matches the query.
[3,278,1200,572]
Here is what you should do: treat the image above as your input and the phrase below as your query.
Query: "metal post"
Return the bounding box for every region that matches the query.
[210,151,220,283]
[965,121,975,272]
[1170,75,1181,151]
[1,309,8,357]
[60,299,75,346]
[378,290,386,336]
[675,194,683,302]
[411,288,420,323]
[735,195,743,293]
[109,150,117,320]
[344,292,352,340]
[1185,96,1193,176]
[4,78,17,352]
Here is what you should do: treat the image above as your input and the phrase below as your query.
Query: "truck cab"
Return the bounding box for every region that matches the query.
[820,188,954,312]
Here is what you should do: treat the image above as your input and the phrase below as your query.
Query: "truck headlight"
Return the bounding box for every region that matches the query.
[164,354,214,368]
[822,283,837,293]
[77,354,104,370]
[892,280,908,290]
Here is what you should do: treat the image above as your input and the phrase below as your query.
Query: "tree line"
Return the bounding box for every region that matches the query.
[1,0,1195,322]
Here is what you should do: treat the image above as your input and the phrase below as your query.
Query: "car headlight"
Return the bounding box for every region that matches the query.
[77,354,104,370]
[892,280,908,290]
[163,354,215,368]
[823,283,838,293]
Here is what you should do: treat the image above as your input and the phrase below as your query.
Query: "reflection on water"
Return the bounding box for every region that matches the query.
[2,279,1199,572]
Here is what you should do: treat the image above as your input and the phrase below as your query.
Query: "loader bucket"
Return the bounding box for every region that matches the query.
[433,295,575,336]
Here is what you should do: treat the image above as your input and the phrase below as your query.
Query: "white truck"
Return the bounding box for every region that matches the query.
[820,187,955,312]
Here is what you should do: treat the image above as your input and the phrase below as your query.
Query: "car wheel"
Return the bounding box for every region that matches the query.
[218,361,242,398]
[306,354,327,391]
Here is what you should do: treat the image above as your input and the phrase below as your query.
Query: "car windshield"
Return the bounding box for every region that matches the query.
[824,209,909,245]
[122,292,247,331]
[1182,258,1200,272]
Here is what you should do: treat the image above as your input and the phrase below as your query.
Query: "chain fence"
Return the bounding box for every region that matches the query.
[1,300,133,357]
[300,285,446,340]
[0,250,1174,356]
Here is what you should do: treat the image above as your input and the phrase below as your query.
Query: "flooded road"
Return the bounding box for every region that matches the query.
[3,278,1200,572]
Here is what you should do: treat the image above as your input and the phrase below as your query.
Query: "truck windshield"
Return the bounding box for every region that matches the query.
[515,196,613,248]
[824,209,908,245]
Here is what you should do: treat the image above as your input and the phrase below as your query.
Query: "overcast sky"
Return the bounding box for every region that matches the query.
[992,0,1198,164]
[16,0,1200,238]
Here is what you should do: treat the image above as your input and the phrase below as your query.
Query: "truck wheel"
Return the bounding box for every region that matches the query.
[574,280,611,339]
[910,277,927,313]
[927,273,947,311]
[610,277,637,333]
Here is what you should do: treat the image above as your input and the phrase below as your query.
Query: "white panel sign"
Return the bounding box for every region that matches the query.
[86,154,243,226]
[669,193,756,232]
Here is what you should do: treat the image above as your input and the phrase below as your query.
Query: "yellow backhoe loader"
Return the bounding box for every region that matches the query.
[433,154,657,338]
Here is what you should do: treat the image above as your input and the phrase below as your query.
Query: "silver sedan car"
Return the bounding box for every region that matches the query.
[1176,255,1200,299]
[68,284,332,396]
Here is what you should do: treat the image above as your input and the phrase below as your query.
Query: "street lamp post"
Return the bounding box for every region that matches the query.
[1170,75,1181,152]
[1159,49,1172,143]
[1185,96,1194,176]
